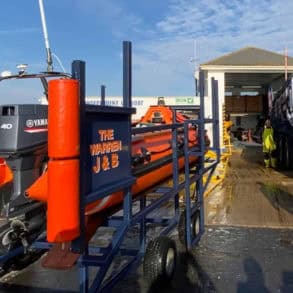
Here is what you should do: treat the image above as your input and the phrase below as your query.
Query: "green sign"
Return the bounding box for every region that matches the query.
[175,97,194,104]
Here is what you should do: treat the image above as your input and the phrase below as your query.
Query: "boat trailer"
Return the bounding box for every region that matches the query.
[0,41,220,292]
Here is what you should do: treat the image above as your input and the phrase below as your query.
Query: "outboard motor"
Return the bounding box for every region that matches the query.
[0,104,48,269]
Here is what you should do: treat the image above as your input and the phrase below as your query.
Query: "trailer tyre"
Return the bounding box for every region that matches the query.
[143,236,177,285]
[178,210,200,246]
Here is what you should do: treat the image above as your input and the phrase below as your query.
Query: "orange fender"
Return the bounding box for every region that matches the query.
[0,158,13,187]
[25,172,48,201]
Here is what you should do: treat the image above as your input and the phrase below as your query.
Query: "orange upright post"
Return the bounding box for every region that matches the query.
[48,159,79,242]
[48,79,80,159]
[47,79,80,242]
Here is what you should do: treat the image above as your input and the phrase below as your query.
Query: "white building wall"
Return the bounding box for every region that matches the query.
[86,96,199,120]
[40,96,199,121]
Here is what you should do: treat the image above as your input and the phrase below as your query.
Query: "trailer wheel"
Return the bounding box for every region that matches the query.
[178,210,200,246]
[143,236,177,285]
[193,211,200,236]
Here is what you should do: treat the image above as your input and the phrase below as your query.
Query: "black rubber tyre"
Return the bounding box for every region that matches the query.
[143,236,177,285]
[178,210,200,246]
[193,210,200,236]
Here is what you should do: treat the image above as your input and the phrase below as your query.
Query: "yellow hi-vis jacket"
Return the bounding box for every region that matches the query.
[224,120,233,131]
[262,127,276,153]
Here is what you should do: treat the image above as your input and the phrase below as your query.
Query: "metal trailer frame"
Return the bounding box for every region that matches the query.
[70,42,220,292]
[0,41,220,292]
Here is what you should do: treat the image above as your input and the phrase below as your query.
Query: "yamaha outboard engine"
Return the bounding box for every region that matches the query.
[0,104,48,271]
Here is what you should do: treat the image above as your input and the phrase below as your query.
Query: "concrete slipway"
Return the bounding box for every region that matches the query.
[0,143,292,292]
[111,143,293,293]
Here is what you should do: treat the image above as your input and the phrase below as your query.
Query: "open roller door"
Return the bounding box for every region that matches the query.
[200,47,293,144]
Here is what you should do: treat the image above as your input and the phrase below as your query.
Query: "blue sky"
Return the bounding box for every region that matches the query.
[0,0,292,103]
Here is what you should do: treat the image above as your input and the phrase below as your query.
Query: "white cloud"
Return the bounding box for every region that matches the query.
[2,1,292,98]
[132,0,293,95]
[152,0,293,57]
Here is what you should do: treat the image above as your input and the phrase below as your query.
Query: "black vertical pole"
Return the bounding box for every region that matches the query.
[101,85,106,106]
[195,78,199,96]
[71,60,86,254]
[122,41,132,224]
[123,41,132,108]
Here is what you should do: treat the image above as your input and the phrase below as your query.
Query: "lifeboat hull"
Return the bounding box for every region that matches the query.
[25,127,197,218]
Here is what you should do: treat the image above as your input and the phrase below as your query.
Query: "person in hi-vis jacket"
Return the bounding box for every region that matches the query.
[262,119,277,168]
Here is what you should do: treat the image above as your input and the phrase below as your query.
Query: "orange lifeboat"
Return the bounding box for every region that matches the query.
[26,100,201,242]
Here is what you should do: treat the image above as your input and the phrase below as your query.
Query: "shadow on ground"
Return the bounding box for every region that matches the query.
[258,182,293,214]
[237,257,293,293]
[280,271,293,293]
[237,257,270,293]
[147,251,215,293]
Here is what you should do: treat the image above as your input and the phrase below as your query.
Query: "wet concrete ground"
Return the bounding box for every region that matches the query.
[206,145,293,228]
[0,144,292,292]
[111,226,293,293]
[112,144,293,292]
